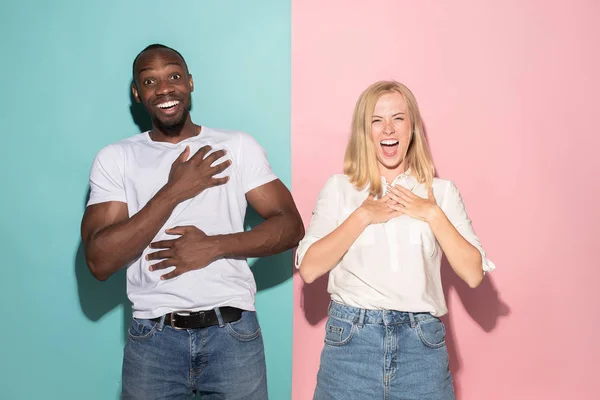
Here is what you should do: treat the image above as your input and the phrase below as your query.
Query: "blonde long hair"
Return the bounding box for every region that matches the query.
[343,81,435,196]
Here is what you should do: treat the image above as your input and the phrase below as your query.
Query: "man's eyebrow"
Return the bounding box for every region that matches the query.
[137,62,183,74]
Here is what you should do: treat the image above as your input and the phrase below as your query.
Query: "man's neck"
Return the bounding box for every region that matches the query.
[150,117,200,144]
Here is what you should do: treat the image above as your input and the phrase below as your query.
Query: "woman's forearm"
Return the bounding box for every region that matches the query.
[427,206,484,288]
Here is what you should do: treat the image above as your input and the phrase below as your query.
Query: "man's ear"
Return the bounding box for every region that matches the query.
[131,83,141,103]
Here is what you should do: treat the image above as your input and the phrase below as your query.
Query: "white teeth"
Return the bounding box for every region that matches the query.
[381,139,399,146]
[157,100,180,109]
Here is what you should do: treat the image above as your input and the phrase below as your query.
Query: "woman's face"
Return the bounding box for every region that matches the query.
[370,92,412,178]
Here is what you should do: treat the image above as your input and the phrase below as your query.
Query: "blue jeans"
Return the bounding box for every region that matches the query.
[122,309,268,399]
[314,302,455,400]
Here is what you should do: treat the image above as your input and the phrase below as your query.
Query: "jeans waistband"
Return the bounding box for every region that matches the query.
[328,301,437,326]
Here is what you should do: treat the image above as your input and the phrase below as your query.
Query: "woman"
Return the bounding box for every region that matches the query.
[296,81,495,400]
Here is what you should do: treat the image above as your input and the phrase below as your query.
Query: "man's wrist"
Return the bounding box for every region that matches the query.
[155,184,183,208]
[211,234,232,259]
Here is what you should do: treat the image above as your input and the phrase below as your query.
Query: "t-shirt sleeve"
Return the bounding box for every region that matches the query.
[87,144,127,206]
[237,132,278,193]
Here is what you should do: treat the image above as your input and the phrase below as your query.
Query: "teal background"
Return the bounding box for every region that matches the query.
[0,1,292,398]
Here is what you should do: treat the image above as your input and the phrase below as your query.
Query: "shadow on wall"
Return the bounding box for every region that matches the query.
[74,85,292,344]
[299,258,509,399]
[440,257,510,399]
[129,79,152,133]
[74,189,133,343]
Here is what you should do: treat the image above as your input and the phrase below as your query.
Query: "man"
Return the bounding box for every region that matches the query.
[81,43,304,399]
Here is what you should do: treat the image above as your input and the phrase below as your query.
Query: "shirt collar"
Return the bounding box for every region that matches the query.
[381,168,416,193]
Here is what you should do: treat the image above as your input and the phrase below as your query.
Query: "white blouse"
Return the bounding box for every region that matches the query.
[296,171,495,316]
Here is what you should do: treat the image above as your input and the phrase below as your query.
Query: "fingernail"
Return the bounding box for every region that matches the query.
[149,266,153,271]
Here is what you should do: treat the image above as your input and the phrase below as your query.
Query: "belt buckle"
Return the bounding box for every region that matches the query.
[170,310,194,330]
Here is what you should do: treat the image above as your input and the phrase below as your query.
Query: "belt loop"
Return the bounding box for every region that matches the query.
[357,308,366,328]
[157,314,166,332]
[214,307,225,327]
[408,312,416,328]
[327,301,335,317]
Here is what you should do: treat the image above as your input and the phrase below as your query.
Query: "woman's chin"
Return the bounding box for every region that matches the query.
[377,156,403,171]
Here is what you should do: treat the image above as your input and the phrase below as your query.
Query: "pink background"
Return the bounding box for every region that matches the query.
[291,1,600,399]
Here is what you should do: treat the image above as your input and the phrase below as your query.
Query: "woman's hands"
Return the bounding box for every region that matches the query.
[383,185,442,223]
[358,194,404,224]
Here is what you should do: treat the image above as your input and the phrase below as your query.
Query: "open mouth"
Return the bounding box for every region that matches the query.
[380,139,399,157]
[156,100,181,114]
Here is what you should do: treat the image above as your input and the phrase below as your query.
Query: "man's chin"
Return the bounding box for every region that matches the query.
[154,116,187,135]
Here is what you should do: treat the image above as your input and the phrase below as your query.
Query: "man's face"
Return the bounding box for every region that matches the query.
[132,48,193,133]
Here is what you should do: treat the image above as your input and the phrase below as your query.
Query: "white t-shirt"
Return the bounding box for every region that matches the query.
[87,127,278,319]
[295,172,495,316]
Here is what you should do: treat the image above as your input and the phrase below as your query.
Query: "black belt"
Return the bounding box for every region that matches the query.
[151,307,243,330]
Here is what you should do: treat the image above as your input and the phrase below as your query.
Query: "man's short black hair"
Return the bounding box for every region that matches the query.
[132,44,189,85]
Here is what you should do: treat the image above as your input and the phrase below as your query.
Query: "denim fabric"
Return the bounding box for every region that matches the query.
[314,302,455,400]
[122,310,267,399]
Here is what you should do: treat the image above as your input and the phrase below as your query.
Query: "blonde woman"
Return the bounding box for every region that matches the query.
[296,81,495,400]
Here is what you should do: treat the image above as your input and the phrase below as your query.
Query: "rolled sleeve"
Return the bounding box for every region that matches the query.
[295,176,341,269]
[441,181,496,273]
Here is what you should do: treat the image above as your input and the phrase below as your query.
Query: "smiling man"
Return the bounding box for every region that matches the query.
[80,44,304,399]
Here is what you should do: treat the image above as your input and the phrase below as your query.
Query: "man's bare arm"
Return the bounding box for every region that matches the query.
[214,179,305,258]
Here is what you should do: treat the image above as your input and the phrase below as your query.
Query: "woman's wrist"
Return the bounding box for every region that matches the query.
[424,204,444,225]
[352,207,372,227]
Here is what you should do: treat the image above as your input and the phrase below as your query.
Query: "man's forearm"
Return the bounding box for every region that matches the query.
[214,212,304,259]
[85,187,180,280]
